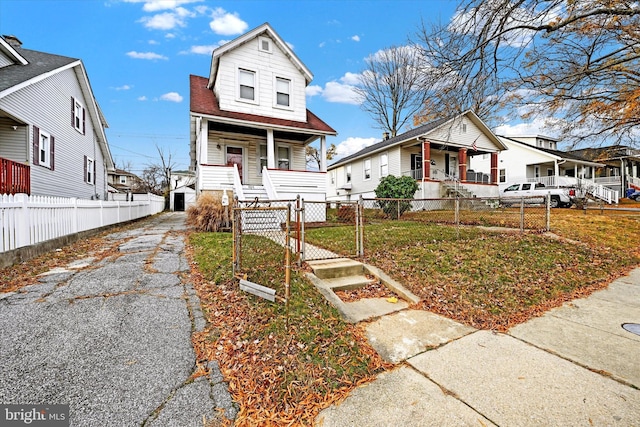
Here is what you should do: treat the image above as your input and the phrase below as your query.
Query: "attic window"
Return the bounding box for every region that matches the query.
[259,36,272,53]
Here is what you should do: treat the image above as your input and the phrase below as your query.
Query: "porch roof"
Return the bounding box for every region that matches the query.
[500,136,605,167]
[189,75,336,136]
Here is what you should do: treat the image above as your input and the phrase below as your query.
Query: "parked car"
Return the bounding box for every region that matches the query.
[501,182,574,208]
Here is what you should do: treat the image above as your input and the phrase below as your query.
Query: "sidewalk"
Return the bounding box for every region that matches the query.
[0,212,236,426]
[317,267,640,426]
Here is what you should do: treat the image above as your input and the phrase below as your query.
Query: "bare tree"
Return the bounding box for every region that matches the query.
[414,0,640,146]
[139,145,177,196]
[305,143,337,170]
[354,45,431,137]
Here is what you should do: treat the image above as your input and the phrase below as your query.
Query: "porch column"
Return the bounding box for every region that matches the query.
[490,152,498,184]
[458,148,467,181]
[198,118,208,165]
[554,160,559,185]
[267,129,275,169]
[422,140,431,179]
[320,136,327,172]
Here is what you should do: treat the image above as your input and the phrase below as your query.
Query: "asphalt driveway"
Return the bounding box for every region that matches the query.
[0,212,236,426]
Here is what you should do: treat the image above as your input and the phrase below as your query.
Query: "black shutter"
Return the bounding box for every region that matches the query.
[82,107,86,134]
[84,155,87,182]
[71,97,75,127]
[32,126,39,166]
[93,159,96,185]
[50,136,55,171]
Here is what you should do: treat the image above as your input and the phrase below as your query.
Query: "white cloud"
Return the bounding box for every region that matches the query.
[138,96,148,101]
[187,44,218,55]
[321,72,364,105]
[140,0,202,12]
[148,39,159,45]
[319,41,326,48]
[160,92,183,102]
[335,137,378,158]
[114,85,132,91]
[351,35,360,42]
[286,41,295,51]
[209,8,247,35]
[126,51,168,60]
[139,12,186,30]
[493,116,557,137]
[305,85,323,97]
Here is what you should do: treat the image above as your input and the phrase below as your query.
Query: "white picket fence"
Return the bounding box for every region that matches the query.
[0,193,166,253]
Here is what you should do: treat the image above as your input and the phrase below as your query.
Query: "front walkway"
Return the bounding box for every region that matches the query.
[0,212,237,426]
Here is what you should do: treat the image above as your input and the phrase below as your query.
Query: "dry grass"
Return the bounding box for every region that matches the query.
[186,193,231,232]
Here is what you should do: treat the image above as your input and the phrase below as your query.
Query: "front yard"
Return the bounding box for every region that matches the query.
[188,208,640,425]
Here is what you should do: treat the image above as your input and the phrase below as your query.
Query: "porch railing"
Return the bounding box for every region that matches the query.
[0,157,30,195]
[629,176,640,189]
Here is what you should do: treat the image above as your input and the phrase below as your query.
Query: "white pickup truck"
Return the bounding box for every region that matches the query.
[501,182,574,208]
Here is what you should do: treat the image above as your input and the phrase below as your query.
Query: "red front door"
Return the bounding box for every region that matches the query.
[226,146,243,183]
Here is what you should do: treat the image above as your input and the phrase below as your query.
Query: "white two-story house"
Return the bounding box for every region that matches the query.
[189,23,337,205]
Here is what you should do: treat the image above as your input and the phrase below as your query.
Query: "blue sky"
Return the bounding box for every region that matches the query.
[0,0,530,174]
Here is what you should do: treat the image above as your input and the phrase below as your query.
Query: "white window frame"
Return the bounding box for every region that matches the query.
[39,130,51,168]
[499,168,506,183]
[274,77,291,109]
[364,158,372,181]
[258,36,272,53]
[73,97,85,134]
[258,144,268,174]
[380,152,389,177]
[277,145,291,170]
[119,175,127,184]
[346,165,352,183]
[238,68,257,103]
[86,157,95,185]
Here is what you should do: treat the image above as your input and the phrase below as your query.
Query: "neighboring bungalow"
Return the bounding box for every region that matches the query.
[470,135,617,204]
[0,35,114,199]
[169,170,196,211]
[189,23,337,206]
[569,145,640,195]
[326,111,507,202]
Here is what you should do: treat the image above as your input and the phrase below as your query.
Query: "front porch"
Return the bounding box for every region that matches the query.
[0,156,30,195]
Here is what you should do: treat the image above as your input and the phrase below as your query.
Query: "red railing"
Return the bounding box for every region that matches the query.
[0,157,30,195]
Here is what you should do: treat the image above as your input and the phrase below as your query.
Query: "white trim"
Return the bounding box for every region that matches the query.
[0,37,28,65]
[189,111,337,136]
[258,36,272,53]
[363,157,372,181]
[237,67,258,104]
[380,152,389,177]
[273,76,292,110]
[86,157,95,184]
[0,60,79,99]
[39,129,51,169]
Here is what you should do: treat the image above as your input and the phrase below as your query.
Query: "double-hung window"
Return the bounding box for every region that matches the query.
[85,156,95,184]
[39,131,51,168]
[275,77,290,107]
[259,144,268,173]
[72,97,85,134]
[239,69,256,101]
[277,146,290,170]
[346,165,352,183]
[364,158,372,180]
[380,153,389,177]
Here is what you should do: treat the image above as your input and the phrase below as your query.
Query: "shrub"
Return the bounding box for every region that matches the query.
[186,193,230,232]
[374,175,419,219]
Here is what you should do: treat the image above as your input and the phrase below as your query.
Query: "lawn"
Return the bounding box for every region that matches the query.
[187,207,640,425]
[305,208,640,330]
[187,232,390,426]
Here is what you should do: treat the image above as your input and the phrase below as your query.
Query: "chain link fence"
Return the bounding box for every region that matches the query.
[232,202,291,303]
[361,196,550,231]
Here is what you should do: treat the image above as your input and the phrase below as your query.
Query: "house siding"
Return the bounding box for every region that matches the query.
[214,36,307,123]
[0,67,107,198]
[0,117,28,162]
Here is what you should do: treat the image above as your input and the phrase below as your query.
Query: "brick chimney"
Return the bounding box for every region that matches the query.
[3,35,23,48]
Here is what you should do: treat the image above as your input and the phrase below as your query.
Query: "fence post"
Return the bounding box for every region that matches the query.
[15,193,30,248]
[296,195,301,263]
[520,198,525,232]
[72,197,79,234]
[359,195,364,257]
[300,198,306,263]
[546,194,551,231]
[396,199,400,221]
[455,196,460,226]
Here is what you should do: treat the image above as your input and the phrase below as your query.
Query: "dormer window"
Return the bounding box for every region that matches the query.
[258,36,272,53]
[239,69,256,101]
[275,77,290,107]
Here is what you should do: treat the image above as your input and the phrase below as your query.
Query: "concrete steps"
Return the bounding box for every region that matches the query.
[306,258,420,323]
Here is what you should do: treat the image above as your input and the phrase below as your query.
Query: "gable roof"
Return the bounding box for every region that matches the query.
[208,22,313,89]
[0,38,114,171]
[0,36,28,66]
[190,74,336,136]
[569,145,640,161]
[498,136,603,164]
[329,110,506,169]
